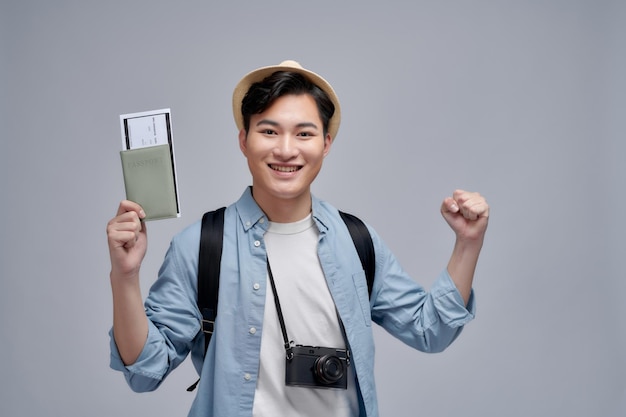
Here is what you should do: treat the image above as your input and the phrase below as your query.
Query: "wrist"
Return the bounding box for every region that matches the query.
[110,269,141,288]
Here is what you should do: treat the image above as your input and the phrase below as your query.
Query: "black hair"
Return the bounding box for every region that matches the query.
[241,71,335,135]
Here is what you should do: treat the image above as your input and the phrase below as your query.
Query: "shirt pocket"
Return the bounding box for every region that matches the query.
[351,270,372,327]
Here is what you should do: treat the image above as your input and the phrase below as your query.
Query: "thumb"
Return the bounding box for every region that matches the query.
[441,197,459,216]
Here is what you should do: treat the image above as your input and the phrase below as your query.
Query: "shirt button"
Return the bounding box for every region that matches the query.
[245,221,251,227]
[253,283,260,290]
[259,218,265,224]
[244,373,251,381]
[254,240,261,247]
[249,327,257,335]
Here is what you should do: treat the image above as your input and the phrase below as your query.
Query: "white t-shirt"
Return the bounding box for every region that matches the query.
[252,214,358,417]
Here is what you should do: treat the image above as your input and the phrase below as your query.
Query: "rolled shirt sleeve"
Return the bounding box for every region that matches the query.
[109,322,171,392]
[431,269,476,328]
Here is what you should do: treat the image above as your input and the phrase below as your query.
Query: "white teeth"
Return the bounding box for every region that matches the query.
[271,165,299,172]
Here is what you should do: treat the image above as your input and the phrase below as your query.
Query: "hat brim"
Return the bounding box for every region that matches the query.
[232,61,341,140]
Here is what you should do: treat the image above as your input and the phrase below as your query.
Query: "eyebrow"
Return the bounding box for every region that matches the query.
[255,119,319,130]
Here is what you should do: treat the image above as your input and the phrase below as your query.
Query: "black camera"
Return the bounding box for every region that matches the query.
[285,345,349,389]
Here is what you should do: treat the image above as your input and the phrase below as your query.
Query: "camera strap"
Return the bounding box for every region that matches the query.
[266,260,349,361]
[266,261,295,358]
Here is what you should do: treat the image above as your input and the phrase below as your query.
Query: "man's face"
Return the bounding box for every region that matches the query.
[239,93,332,212]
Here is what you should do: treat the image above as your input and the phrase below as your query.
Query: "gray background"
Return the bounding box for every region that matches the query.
[1,1,624,416]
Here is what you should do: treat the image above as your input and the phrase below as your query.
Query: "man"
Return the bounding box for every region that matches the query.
[107,60,489,417]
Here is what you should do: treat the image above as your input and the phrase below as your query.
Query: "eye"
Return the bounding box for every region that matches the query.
[297,131,313,138]
[262,129,277,135]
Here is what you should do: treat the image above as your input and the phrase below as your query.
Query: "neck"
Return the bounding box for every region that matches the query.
[250,187,312,223]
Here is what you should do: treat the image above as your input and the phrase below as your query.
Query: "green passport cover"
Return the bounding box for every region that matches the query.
[120,144,179,221]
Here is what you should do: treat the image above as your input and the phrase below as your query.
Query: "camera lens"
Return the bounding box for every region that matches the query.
[313,354,344,384]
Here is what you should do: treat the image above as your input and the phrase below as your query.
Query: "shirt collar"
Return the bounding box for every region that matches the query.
[234,187,267,231]
[234,186,331,235]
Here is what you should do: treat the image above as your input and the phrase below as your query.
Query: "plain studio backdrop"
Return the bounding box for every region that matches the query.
[1,1,624,416]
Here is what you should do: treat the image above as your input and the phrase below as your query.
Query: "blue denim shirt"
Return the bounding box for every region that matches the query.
[110,187,476,417]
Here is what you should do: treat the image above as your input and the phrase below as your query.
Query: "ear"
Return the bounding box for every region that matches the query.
[238,128,248,155]
[323,133,333,157]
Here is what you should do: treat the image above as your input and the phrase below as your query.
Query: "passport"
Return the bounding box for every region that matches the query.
[120,145,179,220]
[119,109,180,221]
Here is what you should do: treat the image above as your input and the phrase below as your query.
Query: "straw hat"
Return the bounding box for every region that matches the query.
[232,60,341,139]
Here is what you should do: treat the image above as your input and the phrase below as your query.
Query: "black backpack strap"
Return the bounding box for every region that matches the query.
[187,206,225,392]
[198,207,226,353]
[339,211,376,298]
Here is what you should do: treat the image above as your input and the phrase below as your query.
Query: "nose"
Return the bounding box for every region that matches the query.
[273,134,299,159]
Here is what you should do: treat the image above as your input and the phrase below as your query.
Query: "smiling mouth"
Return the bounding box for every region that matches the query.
[270,164,301,173]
